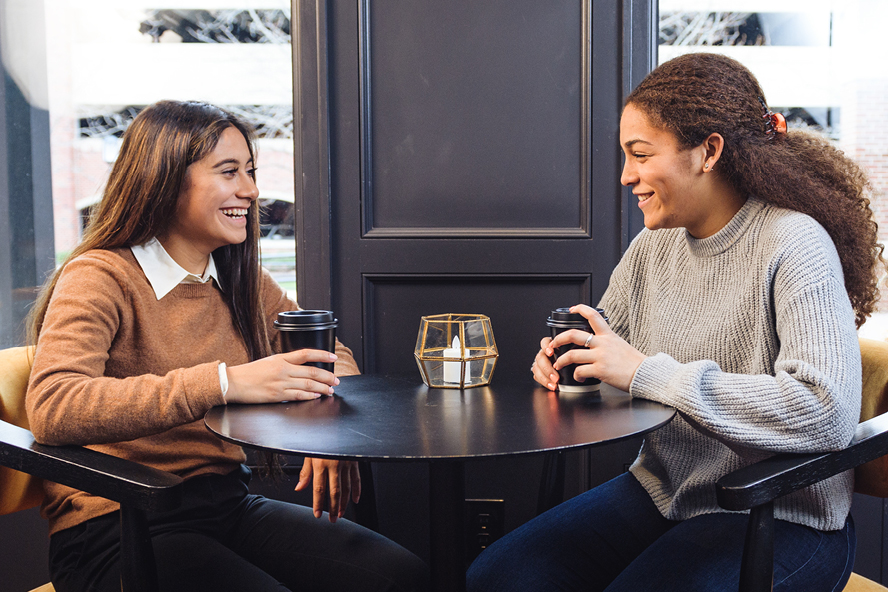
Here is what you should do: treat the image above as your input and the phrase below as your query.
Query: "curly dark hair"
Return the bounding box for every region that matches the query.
[626,52,884,328]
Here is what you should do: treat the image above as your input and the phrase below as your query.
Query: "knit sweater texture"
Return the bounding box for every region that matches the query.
[600,196,861,531]
[26,248,359,535]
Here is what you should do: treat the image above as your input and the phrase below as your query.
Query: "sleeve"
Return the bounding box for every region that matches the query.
[26,254,225,446]
[596,242,636,342]
[260,268,360,376]
[628,234,861,455]
[333,340,361,376]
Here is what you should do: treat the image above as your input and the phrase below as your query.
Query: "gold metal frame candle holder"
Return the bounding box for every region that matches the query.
[414,314,498,389]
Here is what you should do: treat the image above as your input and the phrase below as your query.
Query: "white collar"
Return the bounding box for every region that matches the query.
[131,238,222,300]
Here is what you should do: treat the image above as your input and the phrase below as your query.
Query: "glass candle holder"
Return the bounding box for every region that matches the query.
[414,314,498,388]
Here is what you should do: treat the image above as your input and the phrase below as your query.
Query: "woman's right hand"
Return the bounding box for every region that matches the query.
[224,349,340,404]
[531,337,559,391]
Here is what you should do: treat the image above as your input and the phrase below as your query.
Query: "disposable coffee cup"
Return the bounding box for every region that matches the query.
[274,310,338,373]
[546,307,608,393]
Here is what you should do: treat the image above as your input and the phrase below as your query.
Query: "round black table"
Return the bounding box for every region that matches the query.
[205,374,675,592]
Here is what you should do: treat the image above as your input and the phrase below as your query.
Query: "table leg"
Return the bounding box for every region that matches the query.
[354,461,379,531]
[537,451,565,514]
[429,461,466,592]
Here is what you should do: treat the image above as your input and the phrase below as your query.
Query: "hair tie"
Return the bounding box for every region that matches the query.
[758,97,787,140]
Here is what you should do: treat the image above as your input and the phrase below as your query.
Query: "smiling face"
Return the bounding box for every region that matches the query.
[620,104,748,239]
[620,104,718,237]
[161,126,259,272]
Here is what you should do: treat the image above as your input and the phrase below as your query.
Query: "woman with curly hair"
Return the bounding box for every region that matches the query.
[468,53,884,591]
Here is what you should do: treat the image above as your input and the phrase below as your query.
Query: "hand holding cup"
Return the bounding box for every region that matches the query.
[224,349,340,404]
[542,305,647,393]
[275,310,338,373]
[225,310,342,403]
[544,307,608,393]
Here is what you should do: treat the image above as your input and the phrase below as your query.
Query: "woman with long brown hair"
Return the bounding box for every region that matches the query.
[26,100,427,592]
[468,53,883,591]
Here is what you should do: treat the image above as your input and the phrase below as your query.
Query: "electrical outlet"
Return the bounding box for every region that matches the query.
[465,499,505,565]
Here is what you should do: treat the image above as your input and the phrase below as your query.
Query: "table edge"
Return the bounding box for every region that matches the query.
[204,404,675,463]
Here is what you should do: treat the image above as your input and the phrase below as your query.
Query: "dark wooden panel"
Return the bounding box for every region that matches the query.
[359,0,588,237]
[0,508,50,591]
[293,0,333,310]
[850,493,884,583]
[362,275,590,377]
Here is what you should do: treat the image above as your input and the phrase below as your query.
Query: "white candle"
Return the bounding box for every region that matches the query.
[443,336,462,383]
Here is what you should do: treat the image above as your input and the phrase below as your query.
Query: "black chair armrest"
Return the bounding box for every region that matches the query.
[717,413,888,512]
[0,420,183,512]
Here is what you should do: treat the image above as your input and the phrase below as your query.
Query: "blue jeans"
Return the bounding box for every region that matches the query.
[466,472,855,592]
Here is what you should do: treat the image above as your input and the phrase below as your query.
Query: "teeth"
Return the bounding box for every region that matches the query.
[222,208,248,218]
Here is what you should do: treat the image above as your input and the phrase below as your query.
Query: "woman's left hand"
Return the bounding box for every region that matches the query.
[545,304,647,392]
[295,457,361,522]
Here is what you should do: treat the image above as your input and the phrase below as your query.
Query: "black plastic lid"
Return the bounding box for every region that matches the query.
[546,307,607,328]
[273,310,338,330]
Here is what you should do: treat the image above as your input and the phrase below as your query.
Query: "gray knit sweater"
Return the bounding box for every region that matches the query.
[599,196,861,531]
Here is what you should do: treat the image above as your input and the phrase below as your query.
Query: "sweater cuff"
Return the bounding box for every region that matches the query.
[629,352,682,403]
[183,362,228,419]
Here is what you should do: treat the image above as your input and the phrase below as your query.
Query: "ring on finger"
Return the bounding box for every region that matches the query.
[583,333,594,348]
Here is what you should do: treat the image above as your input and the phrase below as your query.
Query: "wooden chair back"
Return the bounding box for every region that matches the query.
[0,345,181,592]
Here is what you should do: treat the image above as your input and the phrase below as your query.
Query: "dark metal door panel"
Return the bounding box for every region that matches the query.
[317,0,602,374]
[360,0,586,236]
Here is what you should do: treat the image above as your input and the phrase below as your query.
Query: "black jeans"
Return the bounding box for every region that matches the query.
[49,466,428,592]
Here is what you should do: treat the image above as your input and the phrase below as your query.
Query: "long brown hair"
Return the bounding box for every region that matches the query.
[28,100,271,359]
[627,52,884,328]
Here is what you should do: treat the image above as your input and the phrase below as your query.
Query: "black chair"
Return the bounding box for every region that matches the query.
[0,346,183,592]
[717,338,888,592]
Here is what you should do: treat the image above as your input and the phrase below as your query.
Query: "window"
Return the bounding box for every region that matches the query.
[50,2,296,296]
[1,0,297,346]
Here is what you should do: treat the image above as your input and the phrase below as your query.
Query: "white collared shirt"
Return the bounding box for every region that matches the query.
[130,238,230,398]
[131,237,222,299]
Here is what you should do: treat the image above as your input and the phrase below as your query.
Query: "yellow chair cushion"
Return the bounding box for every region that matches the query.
[0,345,45,515]
[855,339,888,498]
[845,571,888,592]
[858,339,888,423]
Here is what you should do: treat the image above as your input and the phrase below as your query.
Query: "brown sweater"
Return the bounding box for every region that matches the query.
[26,248,359,535]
